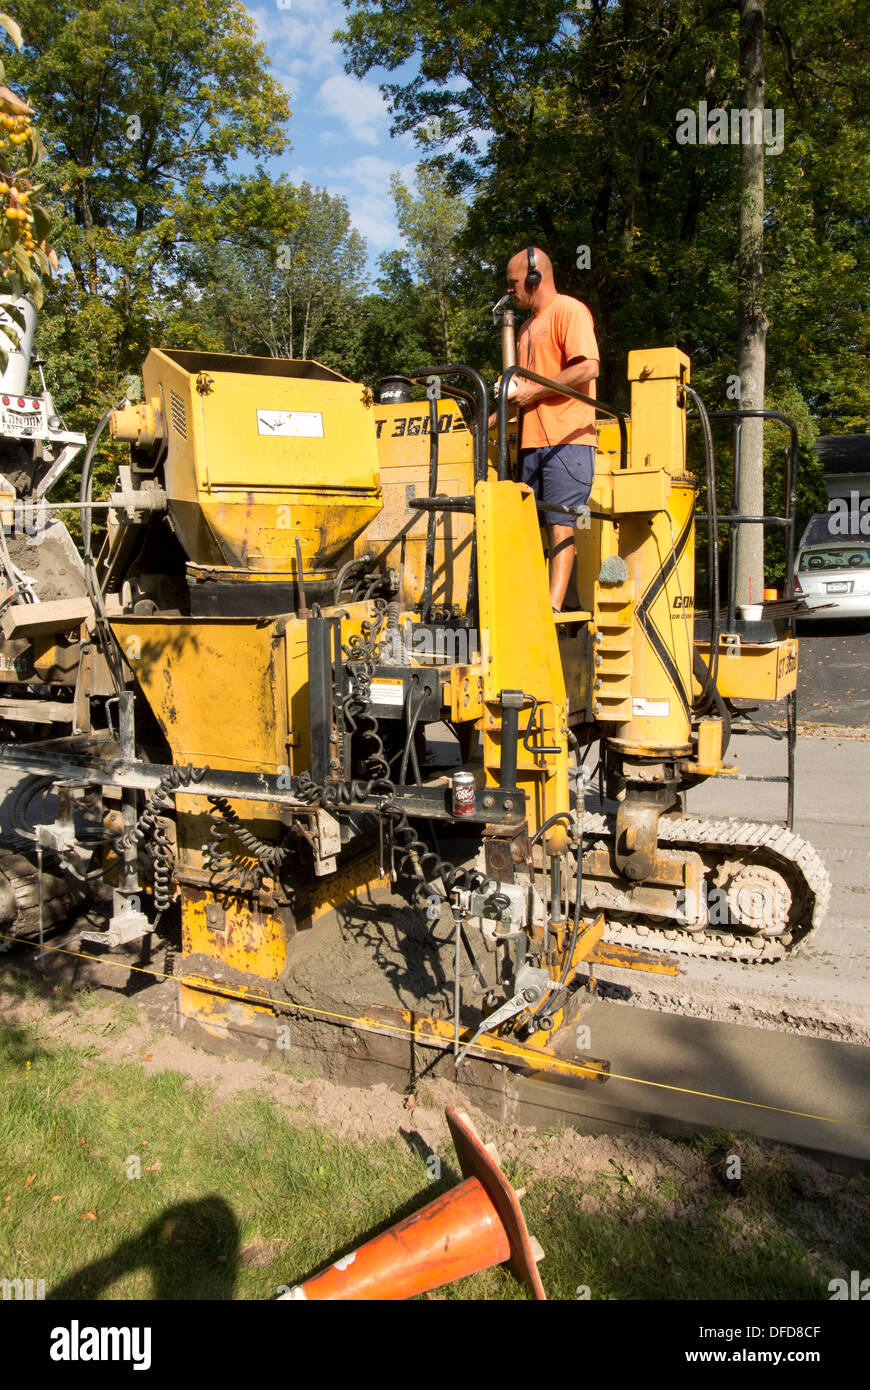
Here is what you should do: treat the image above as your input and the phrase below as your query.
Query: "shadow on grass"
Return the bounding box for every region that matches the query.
[1,1019,45,1067]
[48,1196,240,1301]
[0,915,176,1012]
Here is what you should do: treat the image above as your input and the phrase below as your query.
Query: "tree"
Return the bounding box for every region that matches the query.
[6,0,289,303]
[333,250,443,385]
[390,166,468,359]
[337,0,869,583]
[337,0,742,396]
[184,180,368,362]
[5,0,290,414]
[0,9,54,373]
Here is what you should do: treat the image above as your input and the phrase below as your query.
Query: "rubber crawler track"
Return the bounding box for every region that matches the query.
[580,811,832,964]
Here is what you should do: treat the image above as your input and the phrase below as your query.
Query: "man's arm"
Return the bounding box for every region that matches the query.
[488,359,599,429]
[510,357,599,411]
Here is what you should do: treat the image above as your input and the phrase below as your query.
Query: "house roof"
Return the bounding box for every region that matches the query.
[814,434,870,475]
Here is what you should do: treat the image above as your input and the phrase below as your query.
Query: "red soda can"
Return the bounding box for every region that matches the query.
[452,770,476,818]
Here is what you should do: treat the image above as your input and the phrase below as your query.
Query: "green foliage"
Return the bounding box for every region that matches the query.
[0,0,860,591]
[6,0,290,296]
[6,0,291,432]
[390,165,469,358]
[337,0,869,431]
[181,179,367,362]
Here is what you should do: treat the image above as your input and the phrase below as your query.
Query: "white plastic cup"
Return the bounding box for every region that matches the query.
[740,604,763,621]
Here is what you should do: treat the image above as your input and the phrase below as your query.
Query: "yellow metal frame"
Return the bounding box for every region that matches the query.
[475,478,570,846]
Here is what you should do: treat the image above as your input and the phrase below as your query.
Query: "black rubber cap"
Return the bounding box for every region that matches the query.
[377,375,413,404]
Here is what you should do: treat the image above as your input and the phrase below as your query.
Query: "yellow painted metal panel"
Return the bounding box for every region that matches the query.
[139,349,383,572]
[627,347,690,477]
[110,616,289,770]
[615,479,696,750]
[201,373,379,491]
[476,481,566,701]
[695,639,798,700]
[612,468,671,514]
[182,884,289,981]
[448,665,485,722]
[355,400,476,613]
[697,717,724,765]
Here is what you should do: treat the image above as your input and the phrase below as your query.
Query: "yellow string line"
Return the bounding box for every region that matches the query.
[3,929,868,1135]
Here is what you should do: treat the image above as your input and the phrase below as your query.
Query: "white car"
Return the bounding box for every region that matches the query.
[794,543,870,619]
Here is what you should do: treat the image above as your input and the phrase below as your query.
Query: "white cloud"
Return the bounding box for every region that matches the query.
[244,4,273,43]
[244,0,344,85]
[343,191,401,248]
[331,154,418,188]
[241,0,432,268]
[319,156,421,251]
[317,73,391,147]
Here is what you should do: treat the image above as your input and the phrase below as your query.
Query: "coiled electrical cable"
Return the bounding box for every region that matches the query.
[681,384,721,699]
[112,763,207,911]
[294,601,486,913]
[9,774,56,841]
[204,794,292,893]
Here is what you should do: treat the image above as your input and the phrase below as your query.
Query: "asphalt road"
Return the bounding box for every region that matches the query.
[792,618,870,726]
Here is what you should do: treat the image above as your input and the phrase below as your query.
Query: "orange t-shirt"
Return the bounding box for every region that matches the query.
[516,294,599,448]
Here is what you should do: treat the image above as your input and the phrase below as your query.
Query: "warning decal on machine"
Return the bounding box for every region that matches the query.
[257,410,324,437]
[370,679,404,706]
[632,697,670,717]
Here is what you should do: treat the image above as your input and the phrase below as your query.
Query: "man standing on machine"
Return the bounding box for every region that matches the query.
[493,247,600,613]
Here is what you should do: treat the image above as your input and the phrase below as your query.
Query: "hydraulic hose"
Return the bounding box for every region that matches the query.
[528,809,574,849]
[420,394,439,618]
[681,385,720,697]
[79,410,113,562]
[692,647,731,761]
[79,408,125,693]
[558,839,584,987]
[398,677,427,786]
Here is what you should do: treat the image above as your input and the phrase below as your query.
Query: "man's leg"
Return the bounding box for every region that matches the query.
[548,524,575,611]
[542,444,595,611]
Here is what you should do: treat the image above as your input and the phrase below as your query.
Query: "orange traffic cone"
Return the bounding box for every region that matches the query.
[279,1107,546,1300]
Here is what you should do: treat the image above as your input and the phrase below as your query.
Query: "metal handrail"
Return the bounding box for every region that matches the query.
[690,406,801,831]
[496,364,629,480]
[405,364,490,627]
[408,364,489,482]
[695,408,799,606]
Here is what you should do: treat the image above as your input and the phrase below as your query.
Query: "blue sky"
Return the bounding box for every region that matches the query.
[244,0,427,283]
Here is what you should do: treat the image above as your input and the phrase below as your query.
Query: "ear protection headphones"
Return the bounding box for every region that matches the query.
[525,246,542,291]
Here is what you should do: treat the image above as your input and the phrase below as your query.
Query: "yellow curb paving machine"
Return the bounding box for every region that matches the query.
[0,334,830,1069]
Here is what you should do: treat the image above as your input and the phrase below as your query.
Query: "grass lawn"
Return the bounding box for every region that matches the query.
[1,968,867,1300]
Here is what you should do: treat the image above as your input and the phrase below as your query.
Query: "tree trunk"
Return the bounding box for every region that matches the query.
[734,0,770,609]
[436,287,451,360]
[79,176,99,299]
[302,296,311,360]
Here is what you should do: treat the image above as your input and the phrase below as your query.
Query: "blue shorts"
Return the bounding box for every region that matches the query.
[520,444,595,529]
